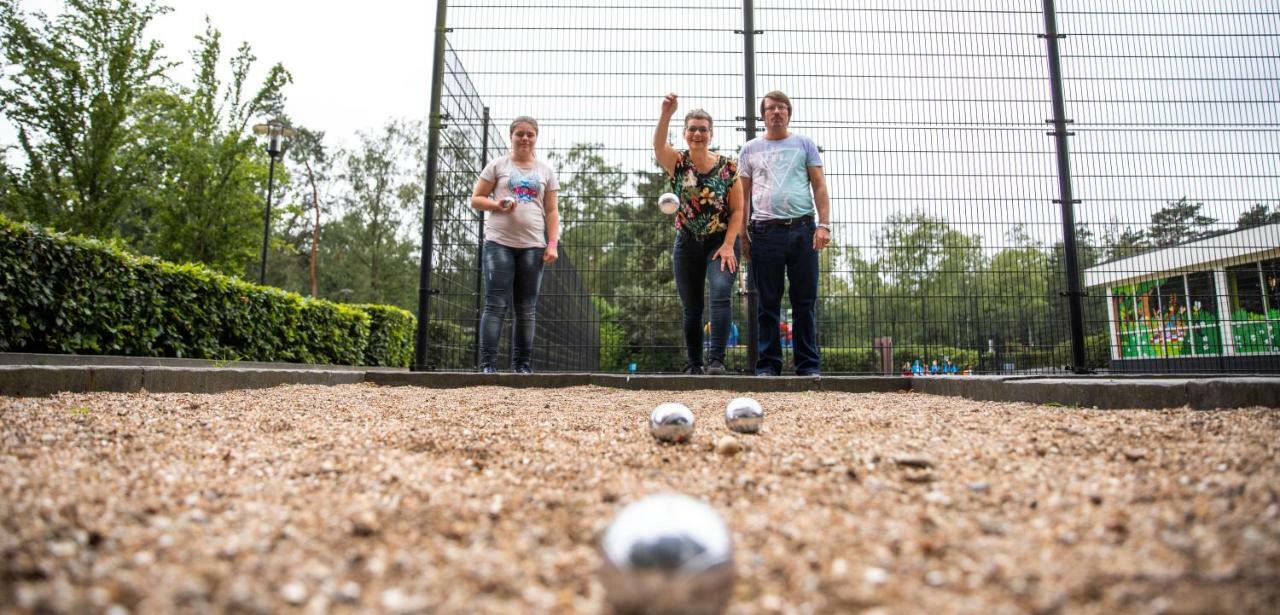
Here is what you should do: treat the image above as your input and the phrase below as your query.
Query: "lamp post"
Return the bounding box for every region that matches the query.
[252,121,295,285]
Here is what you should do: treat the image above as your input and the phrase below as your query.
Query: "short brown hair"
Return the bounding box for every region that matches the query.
[759,90,792,118]
[510,116,539,134]
[684,108,713,131]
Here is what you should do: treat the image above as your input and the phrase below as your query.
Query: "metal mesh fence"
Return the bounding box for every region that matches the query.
[1060,2,1280,373]
[420,0,1279,374]
[421,43,600,371]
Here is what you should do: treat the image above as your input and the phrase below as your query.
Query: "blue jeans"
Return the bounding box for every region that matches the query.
[673,230,738,367]
[479,241,545,370]
[748,218,820,375]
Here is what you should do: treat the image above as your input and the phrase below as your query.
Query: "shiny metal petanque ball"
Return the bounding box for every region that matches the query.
[498,196,516,212]
[650,403,695,443]
[658,192,680,215]
[724,397,764,434]
[600,493,735,615]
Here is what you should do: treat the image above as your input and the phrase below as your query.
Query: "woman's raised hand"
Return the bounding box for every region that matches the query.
[661,93,678,117]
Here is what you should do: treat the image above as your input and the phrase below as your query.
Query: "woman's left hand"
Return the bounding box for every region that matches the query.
[544,245,559,264]
[714,242,737,273]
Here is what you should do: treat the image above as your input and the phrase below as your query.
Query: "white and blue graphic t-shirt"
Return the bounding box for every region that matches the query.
[479,155,559,248]
[738,134,823,221]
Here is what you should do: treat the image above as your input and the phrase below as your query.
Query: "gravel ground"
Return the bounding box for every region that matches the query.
[2,384,1278,614]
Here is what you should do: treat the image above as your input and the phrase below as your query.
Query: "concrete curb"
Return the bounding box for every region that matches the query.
[0,366,364,396]
[910,376,1280,410]
[2,357,1276,409]
[0,352,403,372]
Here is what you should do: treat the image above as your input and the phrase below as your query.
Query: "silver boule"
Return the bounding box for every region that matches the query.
[498,196,516,211]
[600,493,735,615]
[658,192,680,215]
[650,402,695,443]
[724,397,764,434]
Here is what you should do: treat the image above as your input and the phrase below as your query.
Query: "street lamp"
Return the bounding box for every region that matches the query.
[252,121,296,285]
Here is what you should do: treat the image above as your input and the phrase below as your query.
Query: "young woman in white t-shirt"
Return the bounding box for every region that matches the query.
[469,116,560,373]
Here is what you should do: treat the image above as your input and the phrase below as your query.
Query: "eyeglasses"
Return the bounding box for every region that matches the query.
[685,126,710,133]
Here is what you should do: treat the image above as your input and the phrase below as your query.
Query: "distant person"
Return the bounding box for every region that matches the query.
[912,359,925,376]
[653,93,744,375]
[470,116,559,374]
[901,362,913,376]
[1268,271,1280,313]
[930,359,940,375]
[740,90,832,376]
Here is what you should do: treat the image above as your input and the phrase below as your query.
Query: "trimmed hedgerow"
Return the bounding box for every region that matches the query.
[354,303,416,368]
[0,215,413,366]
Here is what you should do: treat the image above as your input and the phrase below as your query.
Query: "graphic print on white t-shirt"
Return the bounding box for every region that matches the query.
[508,166,541,204]
[748,147,811,219]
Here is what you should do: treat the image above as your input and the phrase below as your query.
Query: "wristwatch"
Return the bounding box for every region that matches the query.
[816,223,832,232]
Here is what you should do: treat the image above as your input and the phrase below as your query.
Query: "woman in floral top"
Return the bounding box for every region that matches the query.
[653,93,745,375]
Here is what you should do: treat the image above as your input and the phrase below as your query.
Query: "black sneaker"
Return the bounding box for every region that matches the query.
[681,362,703,375]
[705,358,726,375]
[480,365,497,374]
[514,366,533,374]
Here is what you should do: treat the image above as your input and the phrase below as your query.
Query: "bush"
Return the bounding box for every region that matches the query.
[0,215,411,365]
[356,304,416,367]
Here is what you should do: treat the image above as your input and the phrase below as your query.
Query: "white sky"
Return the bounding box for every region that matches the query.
[5,0,437,147]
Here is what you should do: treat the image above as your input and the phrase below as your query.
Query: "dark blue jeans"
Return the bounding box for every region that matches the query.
[673,230,738,367]
[479,241,545,371]
[748,218,820,375]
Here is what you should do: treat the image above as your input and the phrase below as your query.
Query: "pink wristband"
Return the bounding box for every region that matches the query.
[546,240,558,249]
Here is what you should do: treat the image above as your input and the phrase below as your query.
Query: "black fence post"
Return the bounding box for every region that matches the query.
[741,0,759,373]
[413,0,450,372]
[1041,0,1089,374]
[472,106,490,370]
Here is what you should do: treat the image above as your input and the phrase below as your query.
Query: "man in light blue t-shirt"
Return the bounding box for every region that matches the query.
[740,90,832,377]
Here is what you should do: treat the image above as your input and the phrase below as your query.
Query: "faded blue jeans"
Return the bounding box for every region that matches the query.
[479,241,545,371]
[673,230,738,367]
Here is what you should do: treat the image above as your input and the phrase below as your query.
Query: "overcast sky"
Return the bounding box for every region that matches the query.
[6,0,437,146]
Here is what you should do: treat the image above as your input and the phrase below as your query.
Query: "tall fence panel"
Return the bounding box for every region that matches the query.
[423,44,600,371]
[446,1,749,373]
[423,0,1279,374]
[1060,2,1280,373]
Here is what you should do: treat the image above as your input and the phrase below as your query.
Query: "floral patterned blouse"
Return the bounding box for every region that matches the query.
[670,150,738,239]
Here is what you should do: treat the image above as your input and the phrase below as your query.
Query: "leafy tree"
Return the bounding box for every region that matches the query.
[264,121,332,296]
[1148,196,1216,247]
[984,225,1051,347]
[548,143,630,296]
[872,210,984,347]
[0,0,170,236]
[1100,223,1149,261]
[316,120,425,310]
[1237,203,1280,229]
[127,21,291,274]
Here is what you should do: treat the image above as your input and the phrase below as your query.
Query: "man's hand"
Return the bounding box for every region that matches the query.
[813,226,832,251]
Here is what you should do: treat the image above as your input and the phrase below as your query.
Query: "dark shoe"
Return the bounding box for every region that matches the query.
[755,370,778,377]
[514,366,533,374]
[681,362,703,375]
[480,365,498,374]
[705,358,726,375]
[797,371,821,378]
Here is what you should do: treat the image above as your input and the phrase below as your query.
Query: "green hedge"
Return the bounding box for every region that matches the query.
[0,216,413,367]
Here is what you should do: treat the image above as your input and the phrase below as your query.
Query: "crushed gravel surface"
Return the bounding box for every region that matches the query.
[2,384,1278,614]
